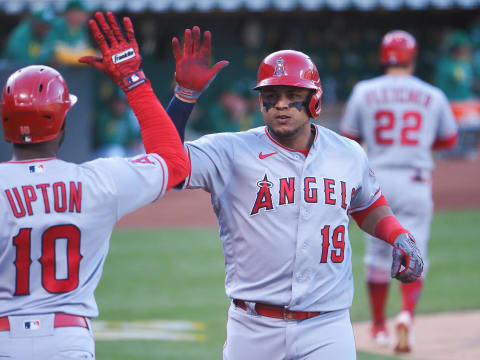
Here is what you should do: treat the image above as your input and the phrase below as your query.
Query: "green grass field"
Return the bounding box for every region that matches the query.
[94,209,480,359]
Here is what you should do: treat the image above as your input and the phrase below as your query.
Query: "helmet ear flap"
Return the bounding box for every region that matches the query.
[307,88,322,119]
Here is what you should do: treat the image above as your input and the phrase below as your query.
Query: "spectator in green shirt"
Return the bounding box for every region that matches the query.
[94,90,142,158]
[199,81,263,134]
[435,30,475,101]
[48,0,97,65]
[3,8,56,64]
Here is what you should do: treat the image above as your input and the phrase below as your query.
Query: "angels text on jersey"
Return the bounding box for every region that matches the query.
[251,174,353,215]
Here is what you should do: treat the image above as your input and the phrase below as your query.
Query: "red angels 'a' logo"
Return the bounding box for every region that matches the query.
[250,174,274,215]
[273,57,286,77]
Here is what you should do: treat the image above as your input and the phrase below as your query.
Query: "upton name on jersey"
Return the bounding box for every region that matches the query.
[0,154,168,318]
[5,181,82,218]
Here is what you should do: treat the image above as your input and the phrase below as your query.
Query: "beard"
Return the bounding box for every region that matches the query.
[267,123,303,141]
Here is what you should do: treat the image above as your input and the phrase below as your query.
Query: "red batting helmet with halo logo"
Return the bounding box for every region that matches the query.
[1,65,77,144]
[254,50,323,119]
[380,30,418,66]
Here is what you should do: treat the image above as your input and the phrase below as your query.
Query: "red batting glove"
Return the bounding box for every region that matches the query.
[78,11,146,92]
[172,26,229,102]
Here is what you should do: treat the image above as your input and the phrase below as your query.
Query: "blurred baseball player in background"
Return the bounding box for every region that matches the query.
[340,30,458,353]
[164,26,424,359]
[0,12,188,359]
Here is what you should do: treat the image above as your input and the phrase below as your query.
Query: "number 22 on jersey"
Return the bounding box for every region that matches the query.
[13,225,82,295]
[375,110,422,145]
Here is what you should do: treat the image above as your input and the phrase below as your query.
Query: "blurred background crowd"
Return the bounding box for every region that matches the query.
[0,0,479,161]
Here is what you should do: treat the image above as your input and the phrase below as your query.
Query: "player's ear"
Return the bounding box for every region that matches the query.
[57,118,67,148]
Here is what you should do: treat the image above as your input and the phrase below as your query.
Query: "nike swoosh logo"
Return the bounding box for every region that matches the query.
[259,152,278,160]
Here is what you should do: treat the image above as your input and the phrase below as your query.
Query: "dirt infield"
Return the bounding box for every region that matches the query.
[432,157,480,210]
[353,310,480,360]
[117,157,480,228]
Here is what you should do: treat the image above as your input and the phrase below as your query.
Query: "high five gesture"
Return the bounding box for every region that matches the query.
[79,12,145,91]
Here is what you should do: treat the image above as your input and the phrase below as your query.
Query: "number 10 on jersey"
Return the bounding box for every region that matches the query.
[13,225,82,295]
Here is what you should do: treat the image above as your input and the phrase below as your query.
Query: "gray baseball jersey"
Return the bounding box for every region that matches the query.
[340,74,457,171]
[340,74,457,274]
[184,125,381,312]
[0,154,168,318]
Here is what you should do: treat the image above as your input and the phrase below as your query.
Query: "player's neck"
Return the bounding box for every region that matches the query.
[270,124,315,151]
[11,143,59,161]
[385,65,414,76]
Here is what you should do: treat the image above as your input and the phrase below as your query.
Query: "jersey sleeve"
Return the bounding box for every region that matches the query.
[348,144,382,215]
[183,133,234,193]
[83,153,168,220]
[340,84,362,140]
[435,90,458,140]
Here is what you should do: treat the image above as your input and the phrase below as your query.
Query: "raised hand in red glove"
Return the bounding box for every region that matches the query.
[79,11,146,92]
[172,26,229,102]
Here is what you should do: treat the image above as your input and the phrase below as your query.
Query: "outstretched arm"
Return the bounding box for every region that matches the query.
[351,196,424,283]
[79,11,189,190]
[166,26,229,141]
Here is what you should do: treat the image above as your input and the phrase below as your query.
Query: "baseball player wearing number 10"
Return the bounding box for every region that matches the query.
[166,26,424,359]
[0,12,188,359]
[340,30,458,353]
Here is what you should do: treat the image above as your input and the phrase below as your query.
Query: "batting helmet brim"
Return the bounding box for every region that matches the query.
[254,76,319,90]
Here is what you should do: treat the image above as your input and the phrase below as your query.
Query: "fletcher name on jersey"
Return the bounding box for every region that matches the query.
[340,30,458,353]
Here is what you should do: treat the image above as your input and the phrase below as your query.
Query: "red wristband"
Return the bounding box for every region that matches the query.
[122,70,146,91]
[374,216,408,245]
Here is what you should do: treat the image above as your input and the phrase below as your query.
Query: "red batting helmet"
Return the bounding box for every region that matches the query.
[380,30,417,66]
[254,50,323,119]
[1,65,77,144]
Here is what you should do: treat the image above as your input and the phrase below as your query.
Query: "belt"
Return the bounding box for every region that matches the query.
[233,299,322,321]
[0,313,88,331]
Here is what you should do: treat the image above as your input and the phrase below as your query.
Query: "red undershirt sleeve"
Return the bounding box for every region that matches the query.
[351,194,389,226]
[341,131,362,143]
[125,81,190,190]
[432,133,458,150]
[351,194,408,245]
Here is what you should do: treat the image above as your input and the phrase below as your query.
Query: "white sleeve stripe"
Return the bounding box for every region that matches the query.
[347,188,381,214]
[340,124,360,137]
[185,145,192,189]
[149,153,168,200]
[436,132,457,140]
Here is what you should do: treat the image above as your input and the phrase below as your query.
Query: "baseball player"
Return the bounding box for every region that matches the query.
[0,12,188,359]
[164,26,424,359]
[340,30,458,353]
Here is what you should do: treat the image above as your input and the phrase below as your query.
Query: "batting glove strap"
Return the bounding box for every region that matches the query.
[122,70,146,91]
[174,84,203,102]
[171,26,228,102]
[391,233,424,283]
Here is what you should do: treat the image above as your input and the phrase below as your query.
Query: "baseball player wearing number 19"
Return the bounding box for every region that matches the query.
[0,12,188,359]
[165,26,424,359]
[340,30,458,353]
